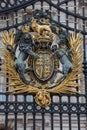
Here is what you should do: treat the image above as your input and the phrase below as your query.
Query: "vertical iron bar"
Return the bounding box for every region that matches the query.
[68,95,72,130]
[59,95,63,130]
[14,95,17,130]
[6,13,9,31]
[82,0,86,62]
[65,1,69,34]
[5,64,9,130]
[41,0,43,12]
[60,113,63,130]
[51,113,53,130]
[15,113,17,130]
[77,95,80,130]
[74,0,77,31]
[74,0,79,91]
[15,0,17,5]
[42,112,45,130]
[77,114,80,130]
[82,0,87,94]
[51,96,53,130]
[5,95,8,130]
[32,3,35,16]
[15,11,18,29]
[82,0,87,61]
[33,99,36,130]
[33,113,36,130]
[49,0,52,19]
[24,95,26,130]
[23,8,27,22]
[6,0,9,7]
[57,0,60,23]
[5,113,8,130]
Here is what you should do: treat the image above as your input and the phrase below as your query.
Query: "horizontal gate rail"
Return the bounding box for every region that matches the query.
[0,94,87,114]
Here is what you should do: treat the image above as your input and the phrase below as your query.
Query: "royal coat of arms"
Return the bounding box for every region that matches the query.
[1,11,83,107]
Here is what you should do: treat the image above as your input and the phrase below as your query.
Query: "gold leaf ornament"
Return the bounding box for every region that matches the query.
[1,31,83,108]
[35,90,51,108]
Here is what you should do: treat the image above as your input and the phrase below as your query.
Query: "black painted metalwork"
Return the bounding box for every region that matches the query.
[0,0,87,130]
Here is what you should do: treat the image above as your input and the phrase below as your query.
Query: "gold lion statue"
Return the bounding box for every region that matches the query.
[31,18,52,36]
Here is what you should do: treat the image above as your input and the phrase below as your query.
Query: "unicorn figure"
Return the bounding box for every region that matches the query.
[51,34,72,78]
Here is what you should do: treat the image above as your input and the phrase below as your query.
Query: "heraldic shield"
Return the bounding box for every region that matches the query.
[33,50,54,81]
[1,10,83,108]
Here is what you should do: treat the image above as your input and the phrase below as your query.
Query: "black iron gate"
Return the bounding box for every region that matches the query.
[0,0,87,130]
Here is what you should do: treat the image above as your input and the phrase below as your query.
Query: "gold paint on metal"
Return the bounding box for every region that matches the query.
[1,26,83,108]
[35,90,51,108]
